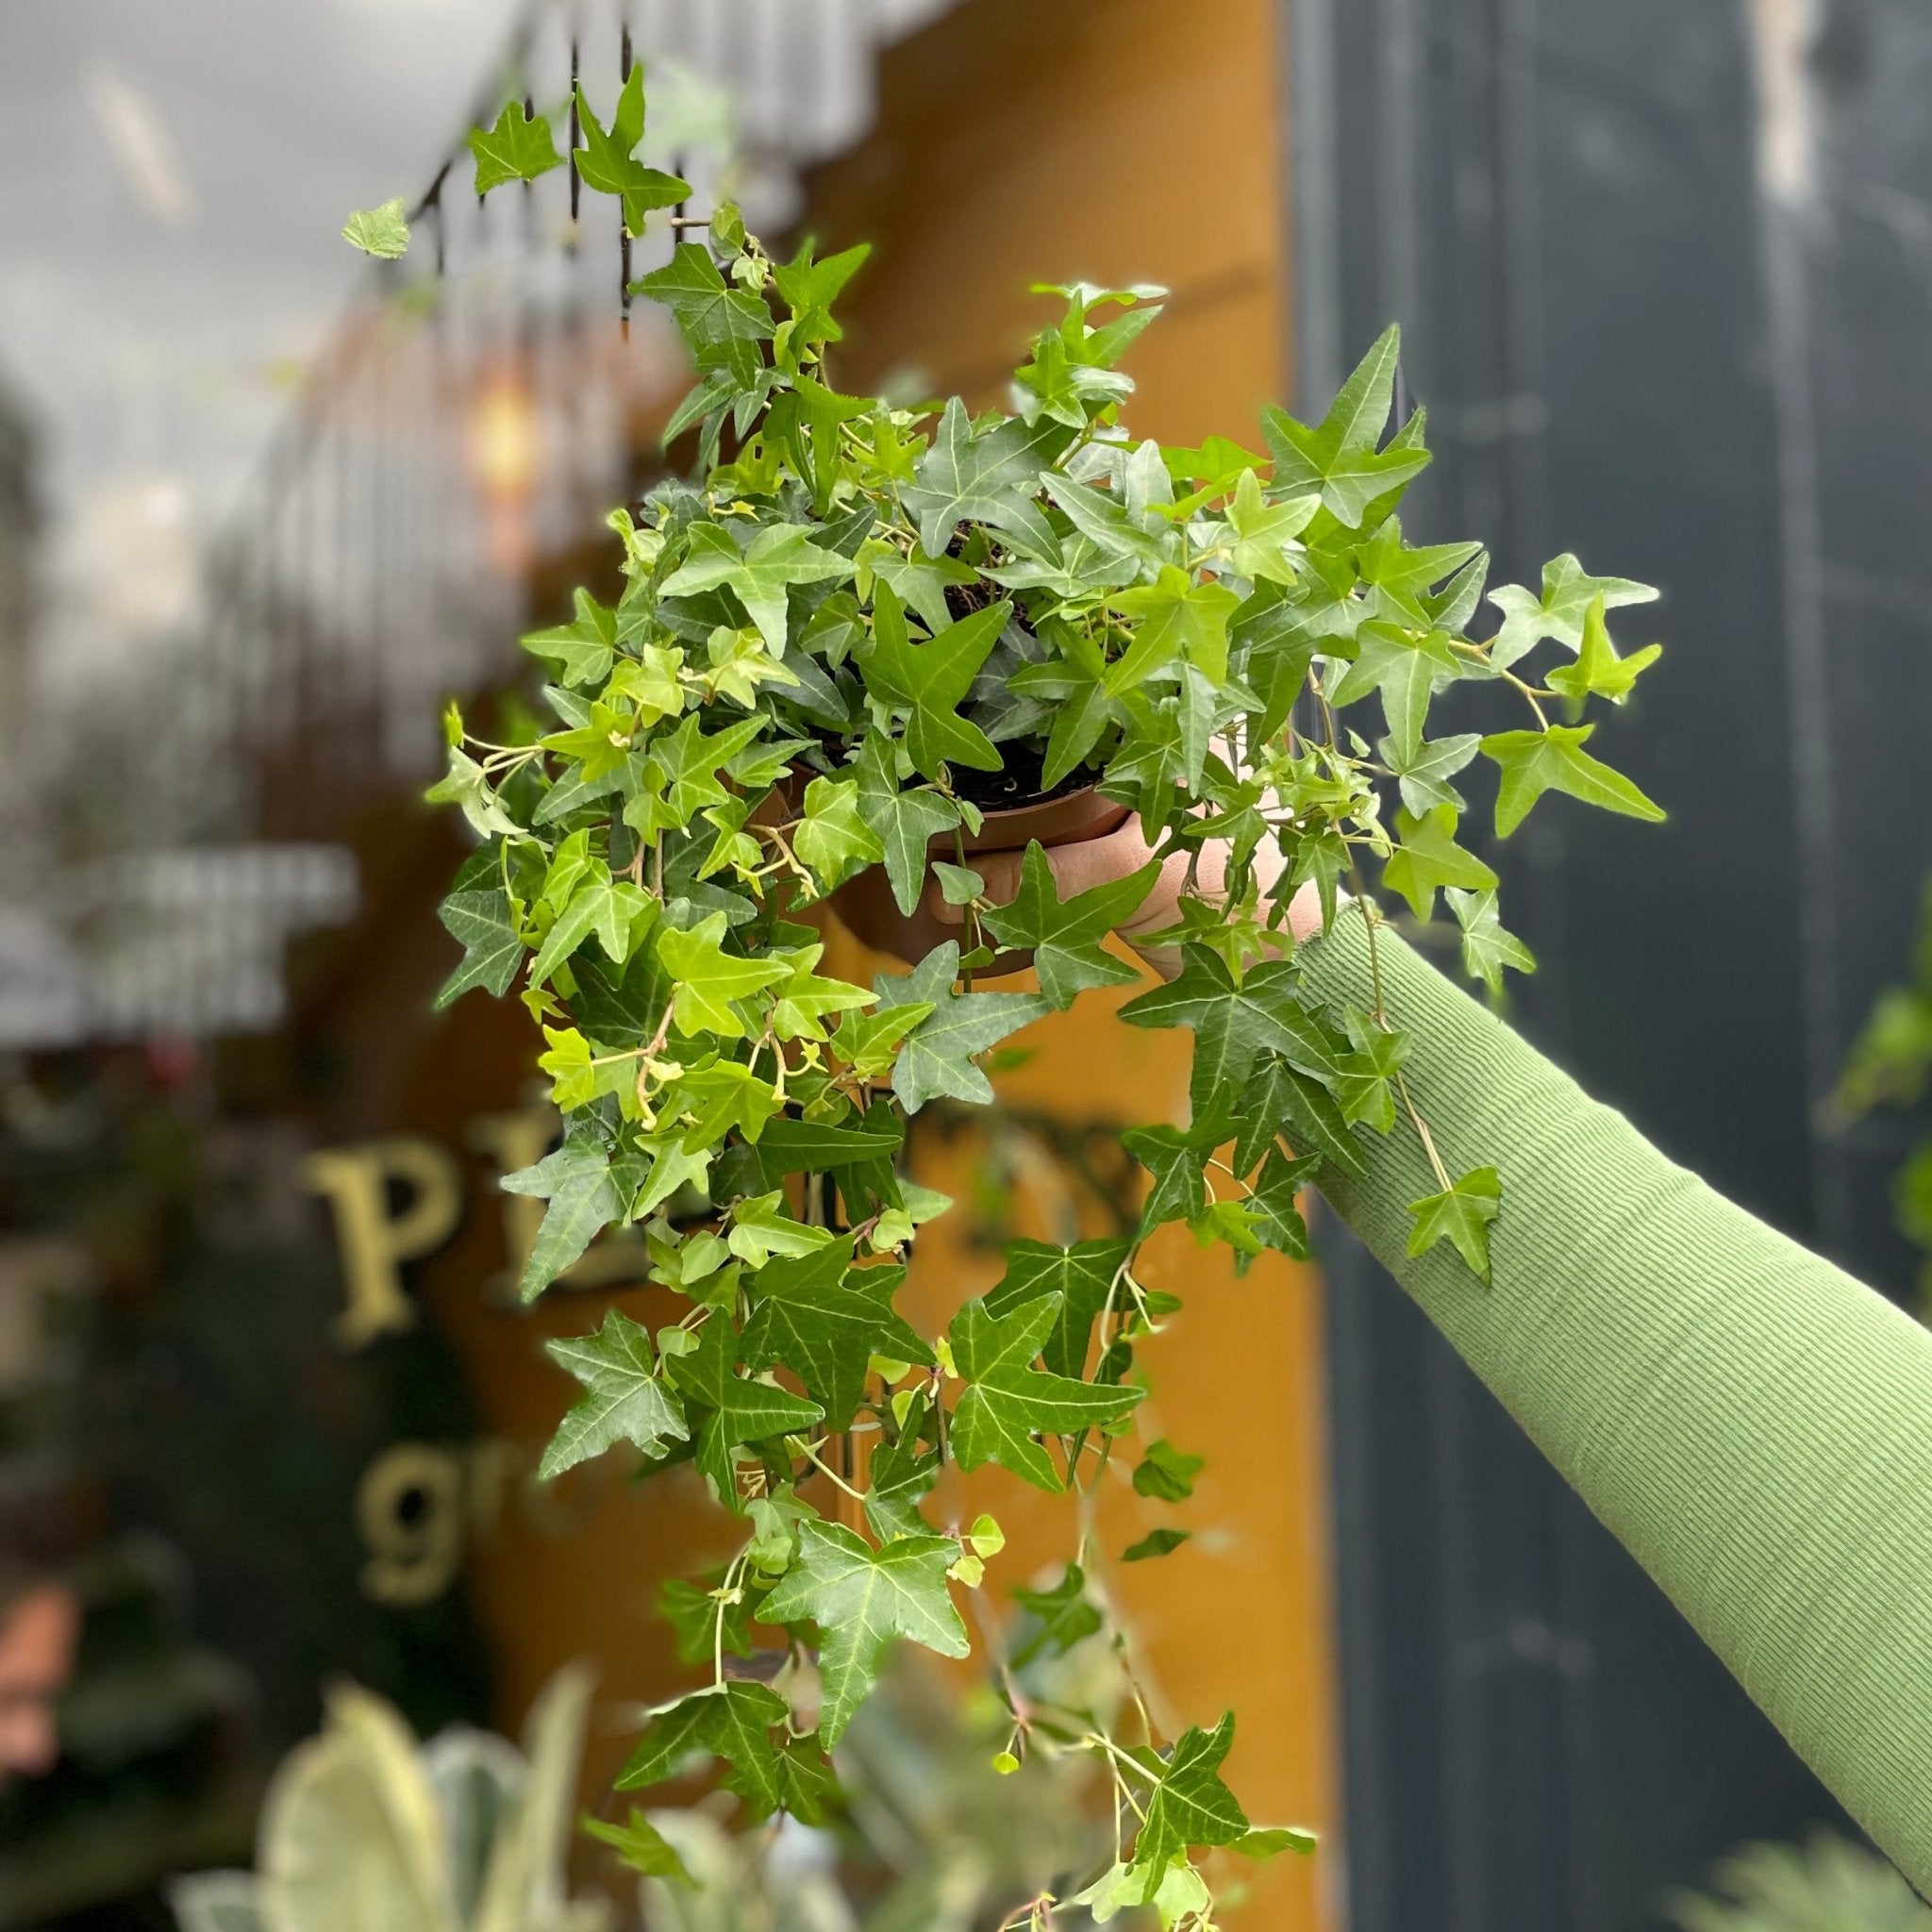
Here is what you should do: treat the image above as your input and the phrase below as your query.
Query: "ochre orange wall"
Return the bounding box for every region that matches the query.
[321,2,1341,1920]
[805,3,1341,1925]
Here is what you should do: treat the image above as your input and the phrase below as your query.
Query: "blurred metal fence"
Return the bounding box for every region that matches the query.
[0,0,964,1047]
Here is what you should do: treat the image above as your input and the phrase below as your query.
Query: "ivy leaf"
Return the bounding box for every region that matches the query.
[1258,326,1431,525]
[522,588,618,686]
[793,774,883,893]
[1008,622,1119,790]
[426,747,521,839]
[874,943,1049,1111]
[435,887,523,1008]
[1446,888,1536,995]
[645,712,765,828]
[1382,805,1499,919]
[635,242,774,377]
[1326,622,1462,767]
[1238,1825,1320,1859]
[758,1519,969,1746]
[1118,946,1344,1116]
[575,70,691,234]
[1133,1439,1205,1502]
[1107,565,1242,693]
[741,1237,924,1430]
[1122,1120,1222,1233]
[657,911,789,1039]
[725,1191,836,1267]
[980,841,1160,1007]
[903,396,1064,557]
[1129,1714,1250,1899]
[529,875,653,987]
[1407,1164,1503,1283]
[948,1295,1141,1491]
[669,1059,782,1145]
[1480,725,1666,839]
[853,732,960,914]
[1380,731,1482,816]
[467,101,563,194]
[1225,468,1318,584]
[1244,1146,1321,1262]
[1544,592,1663,705]
[540,1309,689,1478]
[581,1808,693,1886]
[341,197,409,258]
[1488,554,1659,671]
[661,522,856,653]
[666,1315,824,1496]
[772,236,871,350]
[659,1574,757,1666]
[1010,1563,1103,1665]
[615,1680,789,1801]
[1123,1527,1191,1562]
[766,947,874,1042]
[982,1236,1131,1379]
[858,585,1008,778]
[1237,1054,1368,1179]
[502,1133,637,1302]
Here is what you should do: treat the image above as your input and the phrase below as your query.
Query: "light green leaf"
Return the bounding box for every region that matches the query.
[580,1808,693,1885]
[982,1236,1131,1380]
[467,102,563,194]
[1544,592,1663,705]
[1129,1713,1250,1897]
[661,521,855,652]
[1107,564,1242,693]
[1488,554,1659,670]
[575,70,691,234]
[1382,805,1499,919]
[1480,724,1666,838]
[1407,1164,1503,1283]
[1446,888,1536,995]
[657,911,789,1038]
[902,396,1064,557]
[793,774,883,893]
[341,197,409,258]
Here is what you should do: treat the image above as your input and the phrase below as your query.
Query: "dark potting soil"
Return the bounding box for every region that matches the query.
[954,745,1102,812]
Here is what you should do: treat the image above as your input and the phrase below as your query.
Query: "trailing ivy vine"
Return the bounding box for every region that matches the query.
[403,69,1668,1928]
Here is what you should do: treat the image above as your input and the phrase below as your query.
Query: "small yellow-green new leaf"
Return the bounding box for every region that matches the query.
[1480,724,1666,838]
[657,912,789,1038]
[1407,1164,1503,1283]
[342,197,409,258]
[1545,593,1663,706]
[1226,468,1319,584]
[793,774,883,892]
[1381,807,1499,920]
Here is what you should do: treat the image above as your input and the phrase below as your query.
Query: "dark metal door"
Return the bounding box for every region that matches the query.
[1285,0,1932,1924]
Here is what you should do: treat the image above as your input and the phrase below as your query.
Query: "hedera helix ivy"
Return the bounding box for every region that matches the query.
[416,71,1667,1927]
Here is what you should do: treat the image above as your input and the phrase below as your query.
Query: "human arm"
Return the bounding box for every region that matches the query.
[933,828,1932,1894]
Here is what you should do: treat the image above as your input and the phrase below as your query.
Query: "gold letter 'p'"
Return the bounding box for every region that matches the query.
[301,1138,463,1350]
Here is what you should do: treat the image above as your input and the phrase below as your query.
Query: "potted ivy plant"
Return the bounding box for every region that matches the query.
[408,65,1667,1928]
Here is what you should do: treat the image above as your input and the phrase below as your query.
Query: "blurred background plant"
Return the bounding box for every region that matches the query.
[1833,881,1932,1307]
[1666,1832,1932,1932]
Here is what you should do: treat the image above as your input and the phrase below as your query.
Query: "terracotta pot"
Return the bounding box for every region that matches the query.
[826,783,1129,971]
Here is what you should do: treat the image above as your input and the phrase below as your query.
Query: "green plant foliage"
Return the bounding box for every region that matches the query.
[166,1669,608,1932]
[1836,880,1932,1307]
[417,84,1669,1924]
[1667,1831,1932,1932]
[341,197,410,259]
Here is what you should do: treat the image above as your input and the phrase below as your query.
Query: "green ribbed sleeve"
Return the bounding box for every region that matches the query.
[1301,912,1932,1891]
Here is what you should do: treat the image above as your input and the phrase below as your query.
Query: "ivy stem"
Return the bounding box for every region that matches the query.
[713,1549,748,1690]
[797,1439,866,1503]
